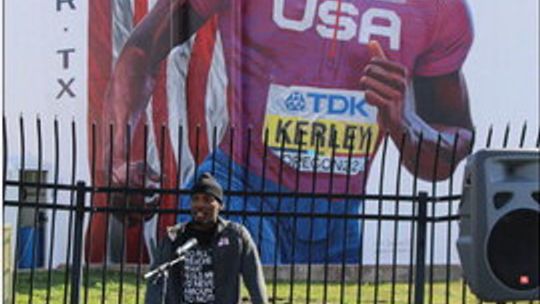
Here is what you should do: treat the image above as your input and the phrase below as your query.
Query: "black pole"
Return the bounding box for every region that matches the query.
[70,181,86,304]
[414,191,429,304]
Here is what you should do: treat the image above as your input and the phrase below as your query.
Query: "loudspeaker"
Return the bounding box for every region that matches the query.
[458,149,539,301]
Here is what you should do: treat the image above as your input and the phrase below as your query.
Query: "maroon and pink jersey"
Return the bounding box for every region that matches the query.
[187,0,473,193]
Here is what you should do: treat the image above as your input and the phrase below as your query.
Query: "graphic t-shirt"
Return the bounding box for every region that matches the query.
[181,225,217,303]
[182,247,215,303]
[186,0,473,193]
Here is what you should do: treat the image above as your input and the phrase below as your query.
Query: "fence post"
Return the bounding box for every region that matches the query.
[414,191,429,304]
[70,181,86,304]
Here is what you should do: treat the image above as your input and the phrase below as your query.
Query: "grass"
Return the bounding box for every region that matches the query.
[11,269,538,303]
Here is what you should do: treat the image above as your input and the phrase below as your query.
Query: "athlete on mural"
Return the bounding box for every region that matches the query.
[100,0,474,263]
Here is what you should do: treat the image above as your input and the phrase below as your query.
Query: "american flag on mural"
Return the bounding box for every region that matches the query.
[87,0,228,263]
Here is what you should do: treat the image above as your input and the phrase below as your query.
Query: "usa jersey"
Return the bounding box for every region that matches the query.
[188,0,473,193]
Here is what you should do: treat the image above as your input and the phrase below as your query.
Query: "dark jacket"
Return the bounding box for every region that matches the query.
[145,218,268,304]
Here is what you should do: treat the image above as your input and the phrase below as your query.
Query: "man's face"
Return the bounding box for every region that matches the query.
[191,193,221,227]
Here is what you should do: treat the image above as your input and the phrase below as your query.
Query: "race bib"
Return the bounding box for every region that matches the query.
[264,84,380,175]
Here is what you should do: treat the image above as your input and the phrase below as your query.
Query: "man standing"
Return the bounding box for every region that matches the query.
[146,172,268,304]
[93,0,475,263]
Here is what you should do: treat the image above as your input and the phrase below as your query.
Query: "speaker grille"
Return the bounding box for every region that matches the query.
[487,209,539,290]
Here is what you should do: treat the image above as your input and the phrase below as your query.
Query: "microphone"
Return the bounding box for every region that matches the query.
[176,238,198,256]
[143,238,198,281]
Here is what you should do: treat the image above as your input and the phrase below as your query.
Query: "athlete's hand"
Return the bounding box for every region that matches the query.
[109,160,161,225]
[360,40,409,133]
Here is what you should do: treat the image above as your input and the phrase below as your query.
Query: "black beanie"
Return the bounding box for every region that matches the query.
[191,172,223,205]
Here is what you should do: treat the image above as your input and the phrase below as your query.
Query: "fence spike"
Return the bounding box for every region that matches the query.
[502,122,510,148]
[536,127,540,148]
[519,121,527,148]
[486,125,493,148]
[225,125,235,213]
[11,115,26,304]
[373,132,390,303]
[47,117,61,303]
[28,110,44,303]
[211,125,217,175]
[3,116,8,197]
[469,128,476,153]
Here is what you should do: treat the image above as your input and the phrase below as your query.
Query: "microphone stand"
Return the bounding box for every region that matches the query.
[144,254,186,304]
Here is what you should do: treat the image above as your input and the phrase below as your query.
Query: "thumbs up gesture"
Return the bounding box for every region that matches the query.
[360,40,409,133]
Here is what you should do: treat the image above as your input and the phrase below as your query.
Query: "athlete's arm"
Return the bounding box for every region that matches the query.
[411,71,473,180]
[106,0,206,164]
[360,41,473,181]
[103,0,207,220]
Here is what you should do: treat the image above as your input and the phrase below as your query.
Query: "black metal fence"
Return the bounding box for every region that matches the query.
[3,116,540,304]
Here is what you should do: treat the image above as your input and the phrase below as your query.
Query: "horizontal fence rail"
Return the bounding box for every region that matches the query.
[3,116,540,304]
